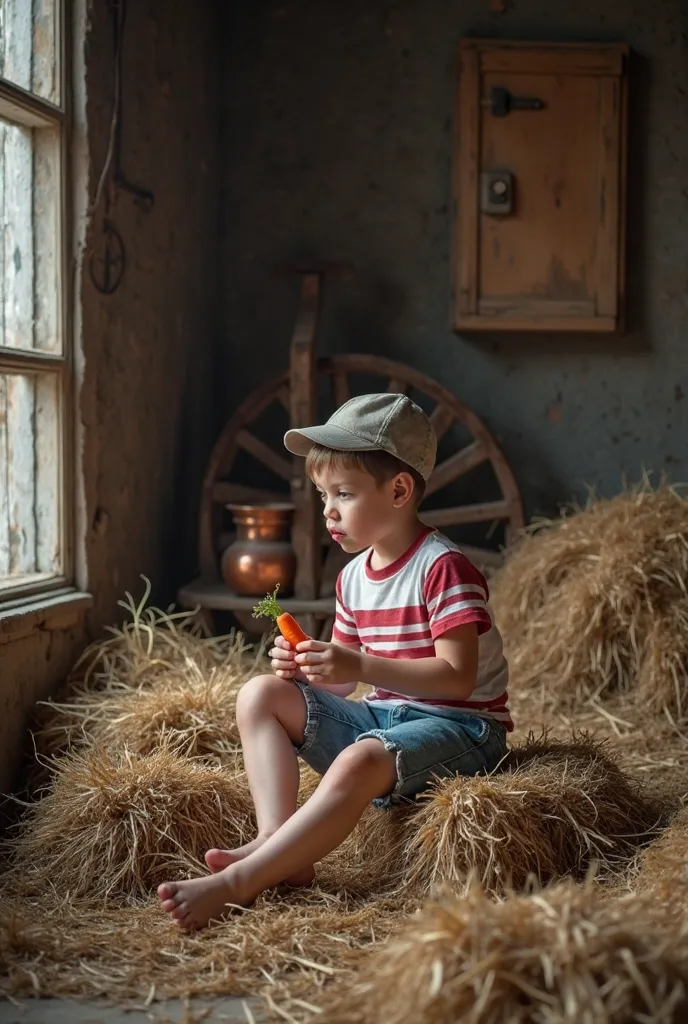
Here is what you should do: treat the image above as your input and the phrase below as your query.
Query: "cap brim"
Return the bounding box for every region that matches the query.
[284,425,380,458]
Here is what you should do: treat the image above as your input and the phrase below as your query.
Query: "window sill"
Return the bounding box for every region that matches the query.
[0,588,93,645]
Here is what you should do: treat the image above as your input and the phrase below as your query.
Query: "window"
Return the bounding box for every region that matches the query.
[0,1,71,603]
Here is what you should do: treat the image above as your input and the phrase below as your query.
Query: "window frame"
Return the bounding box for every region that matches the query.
[0,3,74,607]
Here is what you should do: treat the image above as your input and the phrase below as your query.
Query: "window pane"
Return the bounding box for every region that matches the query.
[0,0,60,105]
[0,369,60,589]
[0,117,61,353]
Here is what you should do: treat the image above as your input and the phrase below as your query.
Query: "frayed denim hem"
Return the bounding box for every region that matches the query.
[355,728,407,809]
[292,679,319,756]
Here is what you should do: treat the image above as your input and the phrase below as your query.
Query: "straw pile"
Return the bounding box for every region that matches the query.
[405,736,660,896]
[319,881,688,1024]
[6,744,254,903]
[73,580,258,691]
[635,806,688,904]
[33,665,243,771]
[490,483,688,721]
[1,554,686,1019]
[30,580,264,771]
[0,881,409,1010]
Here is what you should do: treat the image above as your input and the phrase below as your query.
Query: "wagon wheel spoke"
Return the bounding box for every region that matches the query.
[386,377,409,394]
[236,429,293,481]
[421,500,511,529]
[430,404,456,443]
[332,370,350,409]
[424,440,489,498]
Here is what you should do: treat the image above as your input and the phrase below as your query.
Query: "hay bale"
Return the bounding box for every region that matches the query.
[636,806,688,902]
[30,589,267,771]
[46,576,265,705]
[6,744,254,904]
[33,664,244,769]
[319,881,688,1024]
[491,484,688,719]
[404,738,659,896]
[72,580,262,692]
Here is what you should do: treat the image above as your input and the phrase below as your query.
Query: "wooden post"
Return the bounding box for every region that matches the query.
[289,272,322,633]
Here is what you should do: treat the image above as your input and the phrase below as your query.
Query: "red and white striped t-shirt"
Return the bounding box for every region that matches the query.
[332,527,512,731]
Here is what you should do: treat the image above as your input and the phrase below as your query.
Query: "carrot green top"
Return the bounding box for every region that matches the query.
[252,584,284,622]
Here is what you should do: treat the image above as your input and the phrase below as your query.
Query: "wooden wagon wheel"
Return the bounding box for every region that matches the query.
[185,354,524,638]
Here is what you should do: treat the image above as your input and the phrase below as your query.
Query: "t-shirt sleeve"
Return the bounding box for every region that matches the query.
[423,552,492,640]
[331,572,360,644]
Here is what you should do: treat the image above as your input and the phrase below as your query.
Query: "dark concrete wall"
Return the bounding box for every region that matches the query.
[221,0,688,519]
[0,0,220,793]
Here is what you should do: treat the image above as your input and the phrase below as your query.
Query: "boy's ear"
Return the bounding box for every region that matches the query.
[392,472,415,505]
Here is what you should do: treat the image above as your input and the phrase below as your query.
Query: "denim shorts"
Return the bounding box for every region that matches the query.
[293,681,508,809]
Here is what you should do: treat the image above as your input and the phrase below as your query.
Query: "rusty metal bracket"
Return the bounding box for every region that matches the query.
[482,86,545,117]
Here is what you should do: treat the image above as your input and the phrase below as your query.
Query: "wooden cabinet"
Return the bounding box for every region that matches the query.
[453,39,628,333]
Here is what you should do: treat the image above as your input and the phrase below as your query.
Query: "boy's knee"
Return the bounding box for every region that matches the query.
[236,674,281,723]
[331,737,397,787]
[235,673,303,728]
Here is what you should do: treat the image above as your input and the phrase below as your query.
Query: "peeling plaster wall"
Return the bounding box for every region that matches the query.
[0,0,220,795]
[221,0,688,519]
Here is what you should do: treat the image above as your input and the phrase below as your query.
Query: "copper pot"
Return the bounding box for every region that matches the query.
[221,503,296,597]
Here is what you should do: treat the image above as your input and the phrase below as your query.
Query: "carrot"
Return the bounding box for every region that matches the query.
[253,584,310,647]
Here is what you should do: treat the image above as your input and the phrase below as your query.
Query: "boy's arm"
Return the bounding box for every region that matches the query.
[356,549,486,699]
[295,623,478,699]
[359,624,478,699]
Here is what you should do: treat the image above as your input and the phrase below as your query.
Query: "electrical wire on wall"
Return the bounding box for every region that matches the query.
[88,0,155,295]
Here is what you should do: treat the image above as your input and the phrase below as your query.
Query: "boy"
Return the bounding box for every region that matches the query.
[159,393,511,930]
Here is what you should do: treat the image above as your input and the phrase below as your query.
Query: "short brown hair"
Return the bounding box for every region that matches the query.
[305,444,426,502]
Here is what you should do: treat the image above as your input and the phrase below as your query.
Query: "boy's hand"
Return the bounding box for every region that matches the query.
[270,634,299,679]
[294,640,362,686]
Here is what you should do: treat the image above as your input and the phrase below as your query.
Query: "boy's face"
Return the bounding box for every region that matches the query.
[313,465,412,554]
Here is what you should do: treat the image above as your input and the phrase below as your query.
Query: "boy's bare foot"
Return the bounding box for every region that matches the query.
[204,836,263,871]
[205,838,315,887]
[158,865,254,931]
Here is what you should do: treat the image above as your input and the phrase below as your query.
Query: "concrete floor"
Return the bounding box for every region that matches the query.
[0,997,261,1023]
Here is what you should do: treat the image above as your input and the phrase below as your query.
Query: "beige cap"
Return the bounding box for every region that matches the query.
[284,393,437,481]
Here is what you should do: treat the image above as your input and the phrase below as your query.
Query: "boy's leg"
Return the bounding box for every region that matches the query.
[206,675,380,876]
[159,737,397,930]
[204,674,312,881]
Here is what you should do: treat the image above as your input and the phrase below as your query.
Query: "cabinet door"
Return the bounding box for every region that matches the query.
[454,40,628,332]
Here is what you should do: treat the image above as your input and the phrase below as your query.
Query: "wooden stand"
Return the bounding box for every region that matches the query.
[178,267,524,637]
